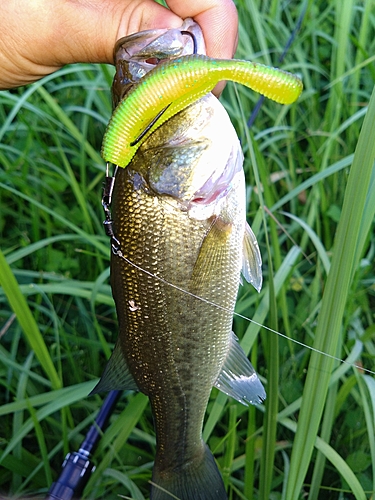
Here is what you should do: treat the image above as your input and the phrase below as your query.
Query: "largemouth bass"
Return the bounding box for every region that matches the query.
[94,19,301,500]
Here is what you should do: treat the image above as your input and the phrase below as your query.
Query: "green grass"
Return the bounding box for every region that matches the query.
[1,0,375,498]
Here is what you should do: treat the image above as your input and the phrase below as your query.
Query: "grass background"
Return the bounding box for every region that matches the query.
[1,0,375,498]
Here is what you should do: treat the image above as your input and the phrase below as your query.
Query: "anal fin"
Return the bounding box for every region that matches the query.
[214,332,266,405]
[90,342,139,395]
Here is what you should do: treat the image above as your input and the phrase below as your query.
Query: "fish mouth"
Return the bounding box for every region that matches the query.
[109,18,245,220]
[112,19,204,107]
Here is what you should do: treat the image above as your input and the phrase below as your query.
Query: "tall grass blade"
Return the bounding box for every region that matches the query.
[0,248,61,390]
[280,418,367,500]
[285,85,375,499]
[0,381,96,464]
[359,375,375,495]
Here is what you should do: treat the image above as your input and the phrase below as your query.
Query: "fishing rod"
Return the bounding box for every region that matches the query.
[45,390,122,500]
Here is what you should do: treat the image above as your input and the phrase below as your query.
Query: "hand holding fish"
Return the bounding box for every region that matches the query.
[0,0,237,90]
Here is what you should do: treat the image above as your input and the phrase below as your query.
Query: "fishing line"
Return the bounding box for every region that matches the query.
[114,250,375,377]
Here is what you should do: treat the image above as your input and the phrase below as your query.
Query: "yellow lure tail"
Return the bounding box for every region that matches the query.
[102,54,303,168]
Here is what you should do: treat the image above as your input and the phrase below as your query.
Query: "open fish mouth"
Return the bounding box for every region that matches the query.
[111,18,203,107]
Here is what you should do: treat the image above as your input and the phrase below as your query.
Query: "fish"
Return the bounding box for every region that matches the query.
[93,19,301,500]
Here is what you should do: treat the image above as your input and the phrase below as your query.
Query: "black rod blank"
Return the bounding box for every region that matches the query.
[45,390,122,500]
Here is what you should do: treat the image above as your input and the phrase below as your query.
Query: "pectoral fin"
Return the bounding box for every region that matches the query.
[90,342,139,395]
[214,332,266,405]
[242,222,262,292]
[190,217,233,292]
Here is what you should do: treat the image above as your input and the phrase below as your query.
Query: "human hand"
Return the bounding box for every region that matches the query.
[0,0,238,91]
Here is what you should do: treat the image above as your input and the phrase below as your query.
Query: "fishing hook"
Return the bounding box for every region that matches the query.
[129,104,171,147]
[180,30,198,55]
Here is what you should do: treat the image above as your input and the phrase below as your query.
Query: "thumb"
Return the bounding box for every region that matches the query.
[52,0,184,66]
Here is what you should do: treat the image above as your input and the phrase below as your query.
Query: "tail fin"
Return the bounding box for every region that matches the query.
[151,444,227,500]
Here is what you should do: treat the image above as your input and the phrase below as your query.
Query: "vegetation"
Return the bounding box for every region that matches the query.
[1,0,374,498]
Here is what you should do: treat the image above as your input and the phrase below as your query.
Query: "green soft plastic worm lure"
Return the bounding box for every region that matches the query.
[102,54,303,168]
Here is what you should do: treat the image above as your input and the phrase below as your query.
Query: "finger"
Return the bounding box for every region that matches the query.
[164,0,238,95]
[165,0,238,59]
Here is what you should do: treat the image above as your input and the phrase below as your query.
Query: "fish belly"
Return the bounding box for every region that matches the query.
[110,164,242,499]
